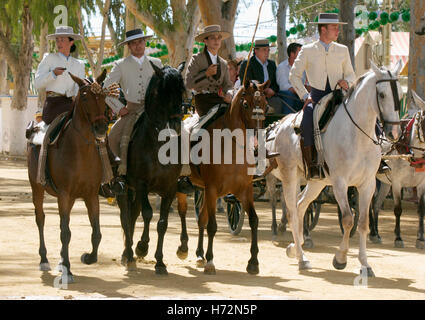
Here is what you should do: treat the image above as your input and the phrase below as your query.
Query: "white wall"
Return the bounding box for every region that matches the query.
[0,95,39,156]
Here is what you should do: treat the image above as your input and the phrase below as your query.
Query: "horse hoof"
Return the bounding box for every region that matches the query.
[416,240,425,250]
[394,240,404,248]
[332,256,347,270]
[135,242,149,258]
[303,238,314,249]
[360,267,375,278]
[299,260,312,270]
[126,261,137,271]
[61,274,74,285]
[204,262,216,275]
[369,235,382,244]
[155,265,168,275]
[39,262,51,271]
[176,248,188,260]
[196,257,206,268]
[246,262,259,275]
[81,253,97,265]
[286,243,296,259]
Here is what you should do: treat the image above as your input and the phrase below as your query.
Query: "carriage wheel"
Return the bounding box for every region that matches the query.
[337,187,360,238]
[194,189,204,222]
[226,199,245,236]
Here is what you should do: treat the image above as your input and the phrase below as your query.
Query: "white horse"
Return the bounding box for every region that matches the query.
[370,90,425,249]
[267,61,403,277]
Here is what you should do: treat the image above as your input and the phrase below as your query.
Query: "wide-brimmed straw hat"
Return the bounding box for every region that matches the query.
[118,29,153,46]
[46,26,82,40]
[195,25,231,42]
[310,13,347,25]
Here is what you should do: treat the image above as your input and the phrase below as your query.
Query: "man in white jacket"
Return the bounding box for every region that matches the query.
[35,26,85,124]
[289,13,356,180]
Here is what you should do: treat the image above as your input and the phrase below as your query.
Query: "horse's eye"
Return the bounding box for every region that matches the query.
[379,92,385,99]
[243,102,249,109]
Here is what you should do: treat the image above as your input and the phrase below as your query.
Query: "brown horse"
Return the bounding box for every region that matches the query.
[176,80,270,275]
[27,70,109,284]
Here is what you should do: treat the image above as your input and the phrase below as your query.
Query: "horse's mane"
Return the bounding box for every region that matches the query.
[345,72,371,101]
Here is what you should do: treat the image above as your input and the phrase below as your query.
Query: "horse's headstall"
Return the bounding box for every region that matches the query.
[89,82,120,98]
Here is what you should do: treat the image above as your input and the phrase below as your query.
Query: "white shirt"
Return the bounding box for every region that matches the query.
[255,56,269,82]
[207,50,218,65]
[35,52,85,97]
[131,54,145,65]
[276,59,306,92]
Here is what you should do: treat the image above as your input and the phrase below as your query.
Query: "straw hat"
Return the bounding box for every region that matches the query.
[195,25,231,42]
[310,13,347,25]
[118,29,153,46]
[46,26,82,40]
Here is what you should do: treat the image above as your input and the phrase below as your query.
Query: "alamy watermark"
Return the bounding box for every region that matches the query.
[158,128,267,176]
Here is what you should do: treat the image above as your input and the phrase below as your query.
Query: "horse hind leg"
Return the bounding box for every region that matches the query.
[201,188,217,275]
[33,184,50,271]
[117,192,136,270]
[392,186,404,248]
[176,192,189,260]
[57,195,75,284]
[81,195,102,265]
[265,175,279,240]
[135,191,150,259]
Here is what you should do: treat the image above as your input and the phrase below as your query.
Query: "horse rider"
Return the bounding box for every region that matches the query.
[34,26,85,125]
[289,13,356,180]
[26,111,43,140]
[102,28,163,195]
[239,39,283,114]
[185,24,233,117]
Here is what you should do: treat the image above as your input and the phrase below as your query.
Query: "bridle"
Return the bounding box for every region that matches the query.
[375,70,401,126]
[239,83,266,130]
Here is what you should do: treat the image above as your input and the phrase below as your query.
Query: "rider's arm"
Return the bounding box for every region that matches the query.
[342,46,356,88]
[35,54,56,90]
[185,55,211,91]
[289,47,309,101]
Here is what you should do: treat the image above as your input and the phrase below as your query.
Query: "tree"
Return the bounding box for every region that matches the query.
[0,1,34,111]
[408,0,425,100]
[197,0,239,60]
[274,0,289,64]
[338,0,356,68]
[123,0,201,67]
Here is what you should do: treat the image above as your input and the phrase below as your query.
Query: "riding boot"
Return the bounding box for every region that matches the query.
[99,143,127,197]
[177,176,195,194]
[377,160,390,174]
[301,144,321,180]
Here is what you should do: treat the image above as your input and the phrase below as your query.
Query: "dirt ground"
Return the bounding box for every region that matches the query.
[0,158,425,300]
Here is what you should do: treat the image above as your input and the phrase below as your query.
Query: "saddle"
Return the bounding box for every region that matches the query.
[184,103,228,136]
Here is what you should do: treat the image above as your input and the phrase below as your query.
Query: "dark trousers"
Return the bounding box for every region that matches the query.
[42,96,73,125]
[301,79,332,147]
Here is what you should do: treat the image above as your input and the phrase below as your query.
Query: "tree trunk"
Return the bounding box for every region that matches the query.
[197,0,239,60]
[94,0,111,77]
[277,0,288,64]
[124,8,136,58]
[0,50,7,95]
[338,0,356,69]
[37,22,48,109]
[408,0,425,101]
[9,5,34,111]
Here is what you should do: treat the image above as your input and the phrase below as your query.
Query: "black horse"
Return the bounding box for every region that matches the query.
[117,62,185,274]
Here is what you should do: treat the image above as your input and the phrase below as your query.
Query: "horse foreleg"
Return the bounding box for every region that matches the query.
[332,180,352,271]
[32,183,50,271]
[154,194,173,275]
[136,191,150,259]
[176,192,189,260]
[266,175,278,239]
[196,191,207,268]
[203,188,217,275]
[117,192,136,270]
[416,187,425,249]
[392,185,404,248]
[81,194,102,265]
[357,179,376,277]
[240,187,259,275]
[296,181,325,270]
[57,194,75,284]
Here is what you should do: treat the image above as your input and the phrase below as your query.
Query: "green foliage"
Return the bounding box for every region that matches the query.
[134,0,174,34]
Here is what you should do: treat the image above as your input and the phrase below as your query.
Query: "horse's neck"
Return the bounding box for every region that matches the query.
[340,76,377,142]
[71,100,93,140]
[224,91,246,131]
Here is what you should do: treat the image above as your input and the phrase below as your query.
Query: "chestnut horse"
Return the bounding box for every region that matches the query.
[27,70,109,284]
[176,80,269,275]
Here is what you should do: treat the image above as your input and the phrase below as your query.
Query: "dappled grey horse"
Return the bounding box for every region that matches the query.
[267,61,403,277]
[370,90,425,250]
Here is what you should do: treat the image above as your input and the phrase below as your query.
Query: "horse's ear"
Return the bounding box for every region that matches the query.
[412,90,425,111]
[150,61,163,77]
[96,69,107,84]
[177,61,185,74]
[370,60,382,79]
[261,80,271,90]
[392,59,402,77]
[68,72,86,87]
